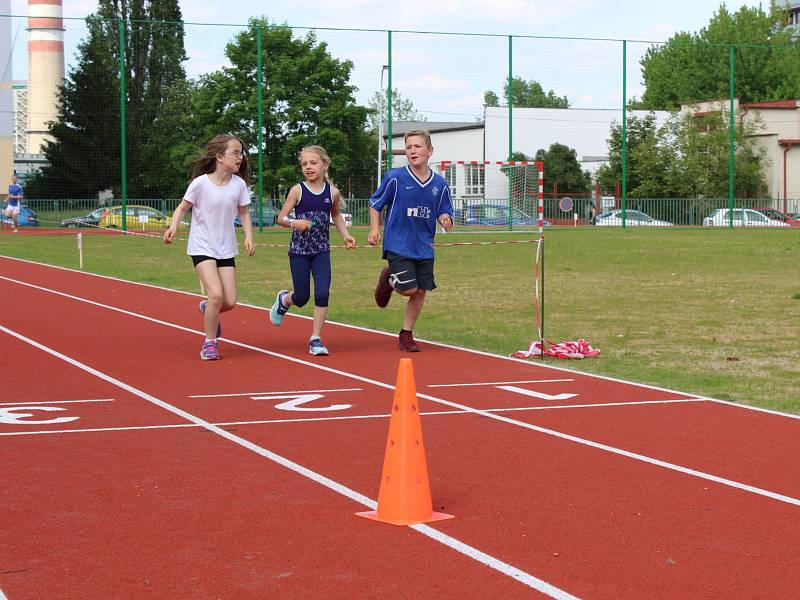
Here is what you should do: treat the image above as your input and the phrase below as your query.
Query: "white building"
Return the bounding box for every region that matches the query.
[384,106,670,205]
[682,98,800,202]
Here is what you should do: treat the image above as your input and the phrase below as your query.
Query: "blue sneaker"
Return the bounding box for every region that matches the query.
[270,290,289,326]
[199,300,222,338]
[308,337,329,356]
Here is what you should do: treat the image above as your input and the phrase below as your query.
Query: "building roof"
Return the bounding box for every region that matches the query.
[741,100,799,110]
[384,121,483,139]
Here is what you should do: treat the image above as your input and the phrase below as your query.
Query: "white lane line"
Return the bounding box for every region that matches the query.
[3,275,800,508]
[0,324,578,600]
[0,398,712,437]
[428,379,574,388]
[189,388,363,398]
[0,399,114,406]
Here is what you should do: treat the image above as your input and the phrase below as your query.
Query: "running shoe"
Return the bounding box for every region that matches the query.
[374,266,393,308]
[199,300,222,338]
[308,338,330,356]
[200,339,220,360]
[270,290,289,326]
[398,329,420,352]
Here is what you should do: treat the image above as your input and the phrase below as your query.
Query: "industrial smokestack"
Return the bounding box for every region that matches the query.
[27,0,64,153]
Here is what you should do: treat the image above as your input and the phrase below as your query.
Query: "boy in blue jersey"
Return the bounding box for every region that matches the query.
[368,130,453,352]
[5,175,23,232]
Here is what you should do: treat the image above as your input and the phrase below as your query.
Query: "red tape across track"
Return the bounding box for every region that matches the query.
[1,256,799,599]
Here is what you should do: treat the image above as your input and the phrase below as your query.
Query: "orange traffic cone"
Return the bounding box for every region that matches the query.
[356,358,454,526]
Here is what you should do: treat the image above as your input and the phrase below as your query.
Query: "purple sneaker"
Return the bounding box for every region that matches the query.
[199,300,222,338]
[200,339,220,360]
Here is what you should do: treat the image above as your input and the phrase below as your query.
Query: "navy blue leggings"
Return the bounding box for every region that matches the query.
[289,252,331,308]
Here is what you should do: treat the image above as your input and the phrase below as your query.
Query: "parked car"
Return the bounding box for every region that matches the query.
[754,208,800,226]
[234,202,280,227]
[99,205,183,230]
[703,208,789,227]
[60,207,105,228]
[453,204,548,227]
[594,209,673,227]
[1,204,38,227]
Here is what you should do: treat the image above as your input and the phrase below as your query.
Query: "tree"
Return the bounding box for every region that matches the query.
[532,143,591,193]
[639,5,800,110]
[596,110,768,200]
[26,0,188,199]
[187,19,374,198]
[484,77,570,108]
[366,88,426,131]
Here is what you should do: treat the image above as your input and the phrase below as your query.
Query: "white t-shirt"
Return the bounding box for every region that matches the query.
[184,174,250,259]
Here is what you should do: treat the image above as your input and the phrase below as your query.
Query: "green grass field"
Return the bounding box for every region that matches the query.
[2,226,798,414]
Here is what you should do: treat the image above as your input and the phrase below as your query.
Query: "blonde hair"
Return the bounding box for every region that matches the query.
[191,134,251,184]
[403,129,432,148]
[299,145,332,184]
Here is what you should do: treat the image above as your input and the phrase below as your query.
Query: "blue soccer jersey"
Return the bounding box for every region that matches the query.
[370,166,453,260]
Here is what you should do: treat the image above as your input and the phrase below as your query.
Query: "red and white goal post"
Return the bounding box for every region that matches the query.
[433,160,547,357]
[432,160,544,233]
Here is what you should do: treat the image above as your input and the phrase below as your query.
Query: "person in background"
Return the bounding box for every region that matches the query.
[164,134,255,360]
[5,175,23,232]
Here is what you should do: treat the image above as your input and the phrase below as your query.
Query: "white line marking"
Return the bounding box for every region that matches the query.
[0,398,114,406]
[0,398,711,437]
[497,385,577,401]
[428,379,574,388]
[2,272,800,509]
[0,324,578,600]
[189,388,363,398]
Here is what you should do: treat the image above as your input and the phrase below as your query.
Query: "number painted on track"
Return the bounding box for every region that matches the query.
[496,385,577,401]
[250,393,352,412]
[0,406,80,425]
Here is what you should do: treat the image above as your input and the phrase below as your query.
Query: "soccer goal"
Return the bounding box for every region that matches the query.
[432,160,544,231]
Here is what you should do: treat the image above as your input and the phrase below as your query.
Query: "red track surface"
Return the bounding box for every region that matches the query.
[1,255,799,599]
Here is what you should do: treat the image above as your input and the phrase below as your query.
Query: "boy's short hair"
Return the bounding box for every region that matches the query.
[403,129,432,148]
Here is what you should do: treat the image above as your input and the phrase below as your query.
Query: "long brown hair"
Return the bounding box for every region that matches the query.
[190,134,251,184]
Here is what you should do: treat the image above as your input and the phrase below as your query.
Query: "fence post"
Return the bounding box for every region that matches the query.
[621,39,627,228]
[118,18,127,232]
[728,44,735,228]
[257,26,264,231]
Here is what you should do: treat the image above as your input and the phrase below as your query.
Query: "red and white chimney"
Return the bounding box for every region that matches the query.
[27,0,64,153]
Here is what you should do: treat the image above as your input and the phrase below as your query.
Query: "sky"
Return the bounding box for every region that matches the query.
[6,0,767,119]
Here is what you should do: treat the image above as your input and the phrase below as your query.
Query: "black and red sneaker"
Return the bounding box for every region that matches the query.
[374,266,393,308]
[398,329,420,352]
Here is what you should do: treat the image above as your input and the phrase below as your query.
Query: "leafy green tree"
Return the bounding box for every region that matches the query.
[597,110,768,199]
[533,143,591,193]
[640,4,800,110]
[367,87,426,131]
[26,0,187,199]
[484,77,570,108]
[187,19,373,199]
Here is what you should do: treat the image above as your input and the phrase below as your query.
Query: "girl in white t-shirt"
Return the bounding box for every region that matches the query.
[164,134,255,360]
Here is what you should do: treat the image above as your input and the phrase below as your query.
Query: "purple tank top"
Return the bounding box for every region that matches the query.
[289,182,332,256]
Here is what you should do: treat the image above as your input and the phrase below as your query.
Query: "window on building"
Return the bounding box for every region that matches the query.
[444,164,457,196]
[464,164,484,196]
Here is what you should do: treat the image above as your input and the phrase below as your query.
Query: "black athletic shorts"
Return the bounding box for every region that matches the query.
[385,251,436,292]
[191,255,236,268]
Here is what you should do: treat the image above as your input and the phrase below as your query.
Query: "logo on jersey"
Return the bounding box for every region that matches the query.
[432,186,439,196]
[407,206,431,219]
[324,197,331,204]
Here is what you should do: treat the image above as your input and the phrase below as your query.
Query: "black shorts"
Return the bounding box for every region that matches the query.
[191,255,236,268]
[385,251,436,292]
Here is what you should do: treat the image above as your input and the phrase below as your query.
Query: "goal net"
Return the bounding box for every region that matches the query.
[432,160,544,230]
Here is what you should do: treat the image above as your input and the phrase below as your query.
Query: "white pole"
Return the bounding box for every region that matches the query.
[76,232,83,269]
[377,65,388,186]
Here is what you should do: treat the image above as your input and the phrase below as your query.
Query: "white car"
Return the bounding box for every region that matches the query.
[703,208,789,227]
[594,209,673,227]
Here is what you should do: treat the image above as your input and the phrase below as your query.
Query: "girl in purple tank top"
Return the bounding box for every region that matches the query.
[269,145,355,356]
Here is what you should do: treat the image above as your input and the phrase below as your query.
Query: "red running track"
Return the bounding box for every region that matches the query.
[1,255,799,599]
